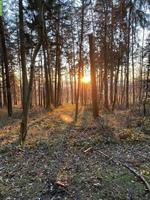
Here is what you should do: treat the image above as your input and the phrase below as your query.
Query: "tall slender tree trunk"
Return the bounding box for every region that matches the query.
[112,64,120,111]
[69,67,74,104]
[89,34,99,118]
[99,67,103,106]
[126,6,131,109]
[131,26,135,106]
[1,59,7,106]
[12,73,17,105]
[47,49,53,106]
[71,20,77,104]
[19,43,41,144]
[38,71,41,106]
[139,28,145,104]
[0,81,2,108]
[104,11,109,110]
[43,46,51,109]
[54,8,61,107]
[143,55,150,115]
[110,0,114,106]
[0,17,13,116]
[19,0,28,111]
[75,0,84,121]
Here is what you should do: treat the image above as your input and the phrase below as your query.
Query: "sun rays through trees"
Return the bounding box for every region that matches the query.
[0,2,150,198]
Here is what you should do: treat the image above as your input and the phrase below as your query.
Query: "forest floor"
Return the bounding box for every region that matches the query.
[0,104,150,200]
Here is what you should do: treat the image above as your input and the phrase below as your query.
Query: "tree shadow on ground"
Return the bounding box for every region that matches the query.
[0,104,149,200]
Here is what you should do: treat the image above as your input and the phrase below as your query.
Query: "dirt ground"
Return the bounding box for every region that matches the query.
[0,104,150,200]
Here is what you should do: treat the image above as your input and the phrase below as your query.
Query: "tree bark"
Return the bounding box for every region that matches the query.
[19,42,41,144]
[19,0,28,110]
[43,46,51,109]
[0,17,13,116]
[75,0,84,121]
[103,10,109,110]
[126,6,132,109]
[89,34,99,118]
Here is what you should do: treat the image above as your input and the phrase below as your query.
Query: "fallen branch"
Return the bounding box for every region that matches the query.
[123,163,150,193]
[97,150,150,193]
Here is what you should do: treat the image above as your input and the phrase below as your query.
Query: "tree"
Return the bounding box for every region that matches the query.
[75,0,85,121]
[19,0,43,144]
[19,0,28,110]
[89,34,99,118]
[0,16,13,116]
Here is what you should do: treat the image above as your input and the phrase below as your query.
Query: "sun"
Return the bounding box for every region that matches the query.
[81,76,91,84]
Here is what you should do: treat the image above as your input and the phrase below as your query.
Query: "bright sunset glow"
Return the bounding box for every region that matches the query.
[81,76,91,84]
[60,114,73,123]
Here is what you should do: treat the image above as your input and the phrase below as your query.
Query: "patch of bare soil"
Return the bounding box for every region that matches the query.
[0,104,150,200]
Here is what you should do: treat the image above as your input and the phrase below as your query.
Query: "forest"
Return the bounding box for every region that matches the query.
[0,0,150,199]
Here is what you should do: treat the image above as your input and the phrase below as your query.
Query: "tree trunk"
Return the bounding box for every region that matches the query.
[126,6,131,109]
[110,0,114,106]
[1,59,7,106]
[19,0,28,111]
[0,81,2,108]
[112,64,120,110]
[103,11,109,110]
[0,17,13,116]
[43,46,51,109]
[75,0,84,121]
[19,43,41,145]
[131,26,135,106]
[89,34,99,118]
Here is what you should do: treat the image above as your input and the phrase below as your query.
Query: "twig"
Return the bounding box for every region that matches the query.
[84,147,92,153]
[98,150,110,158]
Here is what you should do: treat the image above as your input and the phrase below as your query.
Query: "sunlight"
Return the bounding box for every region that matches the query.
[81,76,91,84]
[60,114,73,123]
